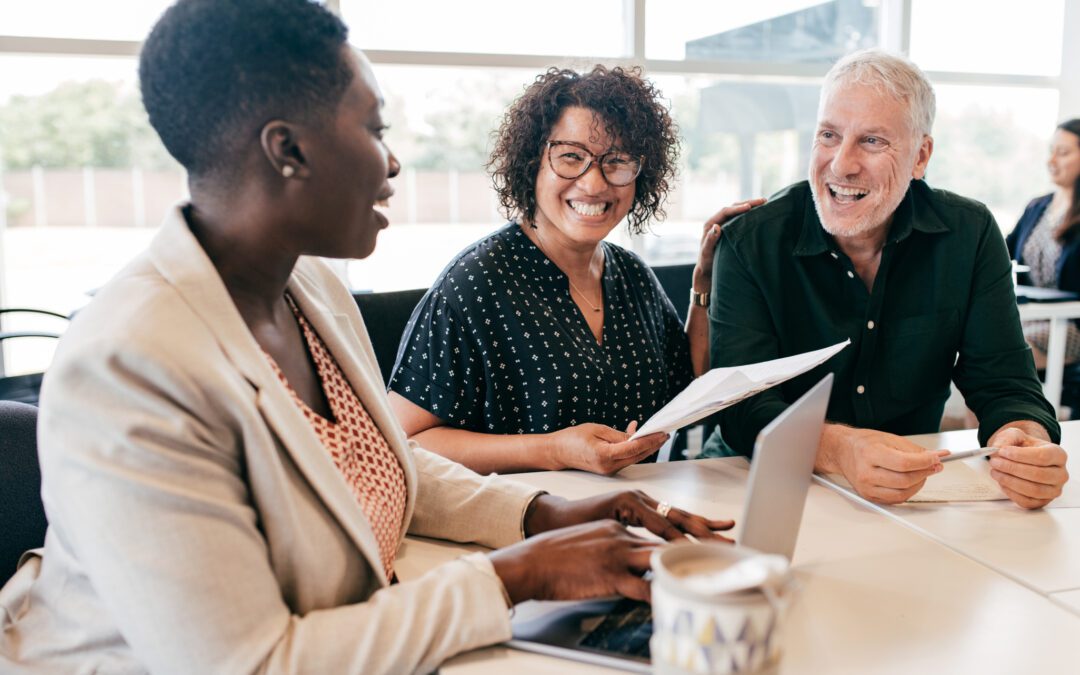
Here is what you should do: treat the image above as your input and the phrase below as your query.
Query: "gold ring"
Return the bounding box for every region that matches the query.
[657,501,672,518]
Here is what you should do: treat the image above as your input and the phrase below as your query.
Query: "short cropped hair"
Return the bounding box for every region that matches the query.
[488,66,679,235]
[139,0,352,178]
[821,49,936,138]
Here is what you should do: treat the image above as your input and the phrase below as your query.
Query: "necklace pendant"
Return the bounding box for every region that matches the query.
[593,307,601,312]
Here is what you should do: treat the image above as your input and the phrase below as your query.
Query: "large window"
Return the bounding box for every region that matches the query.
[1,1,1078,375]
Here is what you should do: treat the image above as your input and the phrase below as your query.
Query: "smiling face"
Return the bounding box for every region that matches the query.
[809,82,933,239]
[1048,128,1080,190]
[301,49,399,260]
[531,106,636,249]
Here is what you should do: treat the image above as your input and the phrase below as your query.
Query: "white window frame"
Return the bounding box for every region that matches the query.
[0,0,1077,316]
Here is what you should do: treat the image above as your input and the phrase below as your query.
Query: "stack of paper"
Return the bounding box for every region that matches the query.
[825,462,1008,502]
[630,340,850,439]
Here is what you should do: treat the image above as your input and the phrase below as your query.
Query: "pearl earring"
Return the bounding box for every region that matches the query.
[282,165,295,178]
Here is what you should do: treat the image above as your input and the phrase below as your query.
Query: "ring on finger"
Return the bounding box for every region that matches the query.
[656,501,672,518]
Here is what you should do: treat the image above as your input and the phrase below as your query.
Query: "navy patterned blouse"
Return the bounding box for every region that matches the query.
[389,222,693,435]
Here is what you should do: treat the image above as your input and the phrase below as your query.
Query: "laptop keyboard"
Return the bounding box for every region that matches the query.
[578,598,653,658]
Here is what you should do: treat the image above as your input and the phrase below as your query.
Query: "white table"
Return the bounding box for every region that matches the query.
[846,421,1080,615]
[397,450,1080,674]
[1017,300,1080,409]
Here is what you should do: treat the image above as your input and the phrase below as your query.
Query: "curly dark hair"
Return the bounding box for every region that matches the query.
[139,0,352,179]
[488,66,680,235]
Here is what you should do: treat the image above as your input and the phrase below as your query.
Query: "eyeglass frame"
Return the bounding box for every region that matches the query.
[544,140,645,187]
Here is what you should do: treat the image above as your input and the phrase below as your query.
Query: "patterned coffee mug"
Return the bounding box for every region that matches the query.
[650,542,795,674]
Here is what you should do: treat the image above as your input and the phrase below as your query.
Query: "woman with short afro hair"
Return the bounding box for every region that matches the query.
[0,1,736,672]
[389,66,762,475]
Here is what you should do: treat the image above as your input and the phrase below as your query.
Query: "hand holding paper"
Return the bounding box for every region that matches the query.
[630,340,850,440]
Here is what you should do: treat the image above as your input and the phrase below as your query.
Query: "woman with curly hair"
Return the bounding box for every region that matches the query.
[0,4,736,672]
[389,66,760,475]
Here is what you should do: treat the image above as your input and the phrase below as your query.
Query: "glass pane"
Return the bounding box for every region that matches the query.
[341,0,627,56]
[1,1,174,41]
[645,0,878,62]
[910,0,1064,76]
[348,66,827,282]
[631,74,820,266]
[0,55,184,374]
[347,65,535,293]
[928,85,1061,231]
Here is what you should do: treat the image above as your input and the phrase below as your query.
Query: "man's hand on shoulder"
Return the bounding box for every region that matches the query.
[986,422,1069,509]
[817,424,946,504]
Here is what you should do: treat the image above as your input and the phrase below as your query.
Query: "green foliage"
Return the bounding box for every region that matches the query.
[404,77,516,172]
[0,80,176,170]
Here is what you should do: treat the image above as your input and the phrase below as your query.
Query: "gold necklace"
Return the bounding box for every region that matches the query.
[533,227,602,313]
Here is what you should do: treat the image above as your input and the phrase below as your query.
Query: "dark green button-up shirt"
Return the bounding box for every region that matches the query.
[704,179,1059,456]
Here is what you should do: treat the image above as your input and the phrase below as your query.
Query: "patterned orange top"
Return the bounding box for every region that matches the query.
[264,295,407,580]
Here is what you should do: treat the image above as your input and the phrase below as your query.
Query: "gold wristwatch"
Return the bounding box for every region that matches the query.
[690,289,710,307]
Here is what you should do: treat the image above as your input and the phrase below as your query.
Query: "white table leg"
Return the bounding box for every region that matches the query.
[1044,316,1068,411]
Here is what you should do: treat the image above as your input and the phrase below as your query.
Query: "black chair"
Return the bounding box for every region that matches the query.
[650,263,695,324]
[649,262,721,458]
[353,288,428,385]
[0,401,47,583]
[0,308,70,406]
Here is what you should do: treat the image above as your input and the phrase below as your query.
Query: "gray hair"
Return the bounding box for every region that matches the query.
[821,48,936,138]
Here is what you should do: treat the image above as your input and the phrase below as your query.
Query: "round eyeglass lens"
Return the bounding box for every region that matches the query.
[548,143,641,186]
[600,153,641,186]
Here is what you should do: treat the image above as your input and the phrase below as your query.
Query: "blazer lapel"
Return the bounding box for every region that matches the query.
[146,206,390,586]
[287,264,420,533]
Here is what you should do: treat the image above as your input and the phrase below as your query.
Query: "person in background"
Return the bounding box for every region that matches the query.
[0,2,734,673]
[702,49,1068,509]
[1007,119,1080,369]
[389,66,762,475]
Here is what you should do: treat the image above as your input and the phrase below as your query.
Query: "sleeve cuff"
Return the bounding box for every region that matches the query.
[519,490,548,539]
[459,551,513,610]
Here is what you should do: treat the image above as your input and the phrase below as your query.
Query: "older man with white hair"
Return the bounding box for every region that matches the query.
[703,49,1069,508]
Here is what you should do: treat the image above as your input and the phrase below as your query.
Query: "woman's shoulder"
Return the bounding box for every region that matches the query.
[602,241,664,290]
[431,222,534,295]
[1023,193,1055,216]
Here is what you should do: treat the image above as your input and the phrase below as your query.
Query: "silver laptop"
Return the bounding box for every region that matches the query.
[506,374,833,673]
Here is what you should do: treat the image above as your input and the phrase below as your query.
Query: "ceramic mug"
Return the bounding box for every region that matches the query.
[650,542,794,675]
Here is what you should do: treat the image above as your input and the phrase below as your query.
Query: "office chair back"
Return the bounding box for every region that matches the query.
[353,288,428,385]
[0,401,47,583]
[0,307,70,406]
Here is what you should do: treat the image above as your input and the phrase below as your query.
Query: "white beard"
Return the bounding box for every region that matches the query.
[810,182,907,239]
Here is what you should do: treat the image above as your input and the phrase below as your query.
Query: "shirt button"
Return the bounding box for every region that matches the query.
[847,271,855,279]
[856,385,866,394]
[867,320,875,330]
[830,252,839,259]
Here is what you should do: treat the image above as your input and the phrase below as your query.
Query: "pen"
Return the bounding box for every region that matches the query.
[941,447,998,463]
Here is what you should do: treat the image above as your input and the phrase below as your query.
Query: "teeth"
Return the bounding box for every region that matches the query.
[569,201,607,216]
[829,184,869,197]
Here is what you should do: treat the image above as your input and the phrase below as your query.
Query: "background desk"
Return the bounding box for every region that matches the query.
[397,439,1080,674]
[1017,300,1080,410]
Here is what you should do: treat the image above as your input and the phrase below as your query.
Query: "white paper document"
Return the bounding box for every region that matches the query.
[826,460,1007,502]
[630,340,850,439]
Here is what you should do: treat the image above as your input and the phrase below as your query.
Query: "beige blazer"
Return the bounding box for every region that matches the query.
[0,206,540,674]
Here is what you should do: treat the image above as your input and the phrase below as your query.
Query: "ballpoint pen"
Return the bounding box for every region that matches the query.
[941,447,999,463]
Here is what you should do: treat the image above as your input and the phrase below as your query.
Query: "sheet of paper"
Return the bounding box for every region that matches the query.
[826,460,1007,502]
[630,340,850,439]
